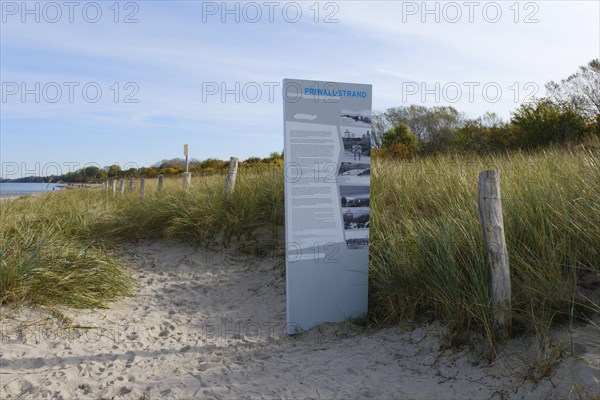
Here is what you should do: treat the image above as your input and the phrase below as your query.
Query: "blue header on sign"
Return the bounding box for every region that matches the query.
[303,87,368,98]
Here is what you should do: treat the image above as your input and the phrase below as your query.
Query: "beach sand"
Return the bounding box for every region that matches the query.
[1,240,598,399]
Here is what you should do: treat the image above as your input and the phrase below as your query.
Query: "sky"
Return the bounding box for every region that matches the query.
[1,0,599,178]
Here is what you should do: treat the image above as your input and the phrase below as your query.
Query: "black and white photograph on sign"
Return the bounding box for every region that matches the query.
[340,109,372,127]
[342,207,370,230]
[340,185,370,208]
[341,127,371,163]
[346,237,369,250]
[339,162,370,176]
[345,229,369,250]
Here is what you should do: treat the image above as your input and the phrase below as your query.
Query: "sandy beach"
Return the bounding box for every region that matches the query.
[1,240,598,399]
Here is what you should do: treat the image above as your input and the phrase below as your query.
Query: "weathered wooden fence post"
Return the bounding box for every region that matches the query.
[119,179,125,197]
[225,157,239,197]
[129,177,135,192]
[139,178,145,199]
[111,180,116,198]
[182,172,191,191]
[478,170,511,338]
[157,175,164,192]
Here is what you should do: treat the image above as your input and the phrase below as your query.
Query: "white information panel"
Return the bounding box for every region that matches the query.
[283,79,372,334]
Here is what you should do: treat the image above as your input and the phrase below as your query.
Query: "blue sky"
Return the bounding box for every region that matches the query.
[1,1,598,177]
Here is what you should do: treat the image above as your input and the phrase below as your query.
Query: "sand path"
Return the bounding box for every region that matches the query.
[1,240,598,399]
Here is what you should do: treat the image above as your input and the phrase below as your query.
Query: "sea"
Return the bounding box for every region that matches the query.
[0,182,63,198]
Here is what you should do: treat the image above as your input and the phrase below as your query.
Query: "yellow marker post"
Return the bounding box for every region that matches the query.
[184,144,189,173]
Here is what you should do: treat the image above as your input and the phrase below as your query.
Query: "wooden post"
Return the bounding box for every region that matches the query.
[111,180,116,198]
[139,178,145,199]
[478,170,511,338]
[129,177,135,192]
[119,179,125,197]
[182,172,191,191]
[225,157,239,197]
[157,175,164,192]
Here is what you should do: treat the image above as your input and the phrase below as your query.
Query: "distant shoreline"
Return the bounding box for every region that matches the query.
[0,183,101,201]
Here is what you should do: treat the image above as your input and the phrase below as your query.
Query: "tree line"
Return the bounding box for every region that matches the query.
[373,59,599,158]
[51,152,285,183]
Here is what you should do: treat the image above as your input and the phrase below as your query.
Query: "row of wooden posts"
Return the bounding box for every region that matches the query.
[103,157,240,199]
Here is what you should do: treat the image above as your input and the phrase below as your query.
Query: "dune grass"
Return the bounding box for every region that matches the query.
[1,148,598,352]
[0,192,131,308]
[370,146,600,352]
[93,165,284,244]
[0,166,284,309]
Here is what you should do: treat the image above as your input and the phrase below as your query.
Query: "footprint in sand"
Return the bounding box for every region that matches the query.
[196,362,222,372]
[157,323,175,338]
[77,383,92,395]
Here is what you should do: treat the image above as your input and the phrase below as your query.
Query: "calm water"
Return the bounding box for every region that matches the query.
[0,182,63,198]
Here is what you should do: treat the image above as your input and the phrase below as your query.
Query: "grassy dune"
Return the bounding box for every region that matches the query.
[0,166,284,308]
[1,148,598,350]
[370,148,599,350]
[94,166,283,244]
[0,191,131,308]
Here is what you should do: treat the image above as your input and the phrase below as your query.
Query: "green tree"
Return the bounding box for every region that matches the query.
[201,158,227,171]
[383,124,416,149]
[261,151,284,166]
[510,99,590,148]
[96,170,108,180]
[380,105,464,154]
[379,124,417,158]
[161,167,177,176]
[244,157,261,164]
[107,164,122,178]
[453,112,513,153]
[81,166,100,179]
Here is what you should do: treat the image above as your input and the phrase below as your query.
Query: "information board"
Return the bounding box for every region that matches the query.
[283,79,372,334]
